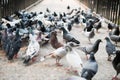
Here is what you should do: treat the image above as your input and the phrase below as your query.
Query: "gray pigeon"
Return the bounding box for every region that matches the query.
[109,32,120,46]
[60,27,80,44]
[81,52,98,80]
[105,37,116,61]
[79,39,102,59]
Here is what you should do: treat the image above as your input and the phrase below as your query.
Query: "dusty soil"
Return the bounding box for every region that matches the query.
[0,0,120,80]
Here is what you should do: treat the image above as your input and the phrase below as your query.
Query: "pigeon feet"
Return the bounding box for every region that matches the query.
[112,76,119,80]
[32,57,36,62]
[65,67,71,73]
[8,60,14,63]
[73,70,78,74]
[56,63,63,66]
[107,56,112,61]
[107,58,112,61]
[14,54,18,59]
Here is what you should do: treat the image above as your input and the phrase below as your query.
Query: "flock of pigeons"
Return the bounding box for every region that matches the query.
[0,5,120,80]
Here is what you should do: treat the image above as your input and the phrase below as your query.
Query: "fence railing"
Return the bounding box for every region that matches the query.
[80,0,120,25]
[0,0,39,19]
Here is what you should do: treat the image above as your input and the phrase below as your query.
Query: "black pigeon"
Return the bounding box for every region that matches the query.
[111,26,119,36]
[53,12,58,17]
[109,32,120,45]
[59,13,63,19]
[46,8,50,13]
[67,21,74,31]
[112,50,120,80]
[73,15,80,24]
[3,16,13,21]
[1,29,8,51]
[1,29,12,56]
[107,23,115,31]
[67,5,70,10]
[7,29,22,61]
[84,20,94,32]
[81,52,98,80]
[105,37,116,61]
[60,27,80,44]
[79,39,102,59]
[94,22,102,33]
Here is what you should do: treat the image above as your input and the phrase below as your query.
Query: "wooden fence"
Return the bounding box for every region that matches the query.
[80,0,120,25]
[0,0,39,19]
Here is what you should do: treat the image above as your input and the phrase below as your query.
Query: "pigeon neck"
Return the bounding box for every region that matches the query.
[61,27,68,34]
[93,41,101,49]
[89,56,96,61]
[107,39,112,43]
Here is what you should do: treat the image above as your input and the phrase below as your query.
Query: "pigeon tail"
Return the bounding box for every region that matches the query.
[81,69,96,80]
[23,56,31,65]
[71,38,80,44]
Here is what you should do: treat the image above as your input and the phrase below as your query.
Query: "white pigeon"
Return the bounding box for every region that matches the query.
[66,43,83,74]
[23,34,40,64]
[26,34,39,57]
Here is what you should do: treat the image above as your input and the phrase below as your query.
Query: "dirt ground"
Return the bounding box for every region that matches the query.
[0,0,120,80]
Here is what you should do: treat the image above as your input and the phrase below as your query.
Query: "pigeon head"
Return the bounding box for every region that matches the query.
[113,50,120,56]
[105,37,110,41]
[51,31,57,36]
[89,52,96,61]
[65,45,72,52]
[97,39,102,43]
[23,55,31,65]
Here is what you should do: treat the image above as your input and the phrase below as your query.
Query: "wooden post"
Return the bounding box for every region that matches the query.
[0,0,1,19]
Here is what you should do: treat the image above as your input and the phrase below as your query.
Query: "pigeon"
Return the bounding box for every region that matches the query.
[111,26,119,36]
[79,39,102,59]
[109,32,120,45]
[84,20,94,32]
[105,37,116,61]
[23,33,40,65]
[112,50,120,80]
[107,23,115,31]
[81,52,98,80]
[94,22,102,33]
[82,28,95,43]
[44,45,67,66]
[50,31,63,49]
[67,5,70,10]
[60,27,80,44]
[44,42,78,66]
[65,42,83,74]
[46,8,50,13]
[7,29,22,61]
